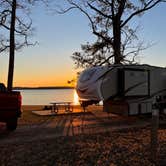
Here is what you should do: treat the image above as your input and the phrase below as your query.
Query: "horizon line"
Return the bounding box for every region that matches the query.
[13,86,75,90]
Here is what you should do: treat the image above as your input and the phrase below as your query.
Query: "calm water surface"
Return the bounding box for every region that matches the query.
[19,89,79,105]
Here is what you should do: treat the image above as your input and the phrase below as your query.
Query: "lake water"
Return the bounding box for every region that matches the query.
[19,89,80,105]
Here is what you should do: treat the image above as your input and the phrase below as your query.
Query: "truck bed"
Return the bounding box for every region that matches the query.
[0,91,22,121]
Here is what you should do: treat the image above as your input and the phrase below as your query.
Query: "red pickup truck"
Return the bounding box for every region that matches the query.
[0,83,22,130]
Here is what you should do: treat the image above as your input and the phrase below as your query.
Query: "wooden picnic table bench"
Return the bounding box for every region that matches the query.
[50,102,74,113]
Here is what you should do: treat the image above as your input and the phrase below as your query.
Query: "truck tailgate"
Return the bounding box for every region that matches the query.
[0,91,21,110]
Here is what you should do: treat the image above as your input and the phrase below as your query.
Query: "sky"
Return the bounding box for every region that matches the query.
[0,2,166,87]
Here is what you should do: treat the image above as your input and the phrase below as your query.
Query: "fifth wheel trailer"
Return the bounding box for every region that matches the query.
[76,64,166,115]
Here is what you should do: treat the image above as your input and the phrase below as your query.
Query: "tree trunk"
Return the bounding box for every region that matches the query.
[113,17,122,64]
[7,0,16,91]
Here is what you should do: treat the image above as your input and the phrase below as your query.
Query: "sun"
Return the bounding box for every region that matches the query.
[73,90,79,105]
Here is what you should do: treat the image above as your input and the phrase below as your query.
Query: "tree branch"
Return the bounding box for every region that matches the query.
[121,0,165,27]
[87,2,112,19]
[99,54,114,66]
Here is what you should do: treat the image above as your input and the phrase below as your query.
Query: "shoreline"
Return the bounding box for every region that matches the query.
[21,105,103,114]
[21,104,83,110]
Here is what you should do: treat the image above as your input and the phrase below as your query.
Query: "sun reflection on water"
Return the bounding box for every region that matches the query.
[73,90,80,105]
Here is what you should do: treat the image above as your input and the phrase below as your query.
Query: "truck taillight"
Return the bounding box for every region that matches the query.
[18,94,22,106]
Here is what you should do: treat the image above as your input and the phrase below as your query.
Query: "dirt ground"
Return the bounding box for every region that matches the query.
[0,105,165,166]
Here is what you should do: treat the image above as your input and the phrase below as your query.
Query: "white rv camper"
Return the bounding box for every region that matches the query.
[76,64,166,115]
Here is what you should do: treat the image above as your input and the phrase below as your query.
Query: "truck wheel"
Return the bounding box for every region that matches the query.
[6,118,18,131]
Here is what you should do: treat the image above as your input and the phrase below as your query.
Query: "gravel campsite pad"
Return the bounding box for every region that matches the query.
[0,128,166,166]
[0,107,166,166]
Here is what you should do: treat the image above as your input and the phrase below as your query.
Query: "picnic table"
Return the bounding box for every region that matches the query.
[50,102,73,113]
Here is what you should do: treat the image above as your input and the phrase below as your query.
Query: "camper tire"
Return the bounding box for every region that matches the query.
[6,118,18,131]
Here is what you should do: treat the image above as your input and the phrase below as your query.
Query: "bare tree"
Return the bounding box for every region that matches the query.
[0,0,37,91]
[55,0,166,68]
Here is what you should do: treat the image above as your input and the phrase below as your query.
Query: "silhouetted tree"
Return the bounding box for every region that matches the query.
[0,0,37,91]
[56,0,166,68]
[8,0,16,92]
